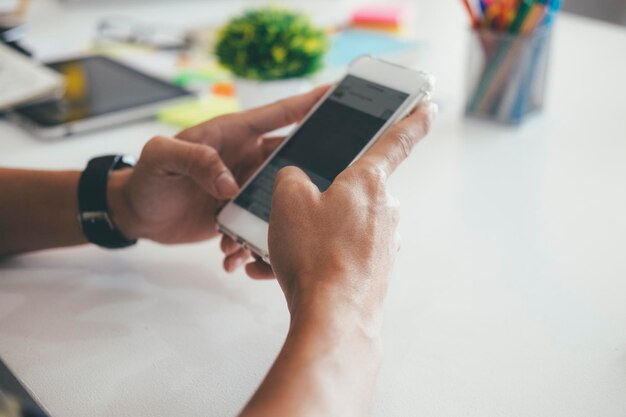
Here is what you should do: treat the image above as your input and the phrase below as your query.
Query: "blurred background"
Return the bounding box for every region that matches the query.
[564,0,626,25]
[52,0,626,26]
[1,0,624,153]
[49,0,626,26]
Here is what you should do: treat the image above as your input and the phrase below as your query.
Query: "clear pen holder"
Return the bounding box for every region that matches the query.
[465,25,553,124]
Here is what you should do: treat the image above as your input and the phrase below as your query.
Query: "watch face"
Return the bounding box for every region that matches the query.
[119,155,137,168]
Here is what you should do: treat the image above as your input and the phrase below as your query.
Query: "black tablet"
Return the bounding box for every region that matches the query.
[11,55,192,138]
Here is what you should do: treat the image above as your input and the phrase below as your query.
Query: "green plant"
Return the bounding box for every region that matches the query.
[215,8,328,81]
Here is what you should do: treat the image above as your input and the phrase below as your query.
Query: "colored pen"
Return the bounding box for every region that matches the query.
[521,2,548,34]
[461,0,480,28]
[479,0,488,13]
[483,3,501,29]
[508,0,533,33]
[544,0,562,25]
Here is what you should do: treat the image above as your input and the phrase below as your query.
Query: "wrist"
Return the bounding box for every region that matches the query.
[287,285,384,376]
[106,169,141,240]
[289,280,384,343]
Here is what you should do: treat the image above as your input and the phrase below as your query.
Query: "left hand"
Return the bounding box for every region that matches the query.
[106,86,329,249]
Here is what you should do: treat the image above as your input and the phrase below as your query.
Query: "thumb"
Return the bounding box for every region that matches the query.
[271,166,320,218]
[354,102,437,181]
[273,166,320,197]
[141,135,239,199]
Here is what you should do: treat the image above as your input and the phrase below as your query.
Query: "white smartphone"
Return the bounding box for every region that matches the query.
[217,55,434,263]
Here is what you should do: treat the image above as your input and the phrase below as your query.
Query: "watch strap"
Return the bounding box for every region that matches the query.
[78,155,137,249]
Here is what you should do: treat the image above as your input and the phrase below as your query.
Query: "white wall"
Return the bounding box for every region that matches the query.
[563,0,626,26]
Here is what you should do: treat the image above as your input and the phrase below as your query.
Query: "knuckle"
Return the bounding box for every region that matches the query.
[141,136,172,163]
[188,144,220,175]
[144,135,167,153]
[357,160,387,195]
[394,130,415,160]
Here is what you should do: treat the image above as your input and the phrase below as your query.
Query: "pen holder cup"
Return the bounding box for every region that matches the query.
[465,25,553,124]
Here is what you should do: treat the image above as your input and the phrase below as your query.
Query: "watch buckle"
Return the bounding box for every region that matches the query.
[79,211,114,230]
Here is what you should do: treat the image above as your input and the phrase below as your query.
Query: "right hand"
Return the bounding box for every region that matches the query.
[243,103,437,321]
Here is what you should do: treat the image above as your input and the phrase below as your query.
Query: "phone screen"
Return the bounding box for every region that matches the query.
[235,75,409,222]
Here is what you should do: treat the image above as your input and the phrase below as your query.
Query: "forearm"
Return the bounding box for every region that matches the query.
[0,168,133,257]
[240,287,383,417]
[0,169,86,256]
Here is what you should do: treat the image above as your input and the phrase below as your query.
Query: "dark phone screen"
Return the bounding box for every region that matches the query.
[14,56,190,127]
[235,75,409,222]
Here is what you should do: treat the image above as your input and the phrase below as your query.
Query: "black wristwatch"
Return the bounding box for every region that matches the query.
[78,155,138,249]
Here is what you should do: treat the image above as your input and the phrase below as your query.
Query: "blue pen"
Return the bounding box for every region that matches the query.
[479,0,487,14]
[511,0,558,120]
[544,0,562,25]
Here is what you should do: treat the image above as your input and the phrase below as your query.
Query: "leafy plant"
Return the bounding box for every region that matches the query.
[215,8,328,81]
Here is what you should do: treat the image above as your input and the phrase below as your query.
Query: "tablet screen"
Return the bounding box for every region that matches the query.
[14,56,190,127]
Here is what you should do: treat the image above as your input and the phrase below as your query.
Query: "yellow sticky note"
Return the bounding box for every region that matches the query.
[158,95,240,128]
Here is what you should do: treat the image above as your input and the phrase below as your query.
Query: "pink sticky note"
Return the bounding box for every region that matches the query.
[351,4,409,25]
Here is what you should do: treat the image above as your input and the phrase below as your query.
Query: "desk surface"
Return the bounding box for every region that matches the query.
[1,1,626,416]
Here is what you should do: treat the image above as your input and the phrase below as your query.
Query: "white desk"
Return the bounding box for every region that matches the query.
[2,1,626,416]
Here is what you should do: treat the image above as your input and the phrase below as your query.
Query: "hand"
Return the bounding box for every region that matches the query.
[106,86,329,245]
[232,103,437,321]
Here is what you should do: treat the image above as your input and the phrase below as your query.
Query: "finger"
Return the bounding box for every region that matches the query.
[260,136,285,158]
[220,234,241,255]
[242,85,331,135]
[353,102,437,181]
[245,259,275,279]
[223,247,251,273]
[142,135,239,199]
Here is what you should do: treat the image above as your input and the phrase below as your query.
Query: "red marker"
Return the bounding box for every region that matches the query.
[462,0,480,28]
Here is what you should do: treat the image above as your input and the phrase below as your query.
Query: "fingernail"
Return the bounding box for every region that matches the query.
[215,172,238,197]
[430,102,439,119]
